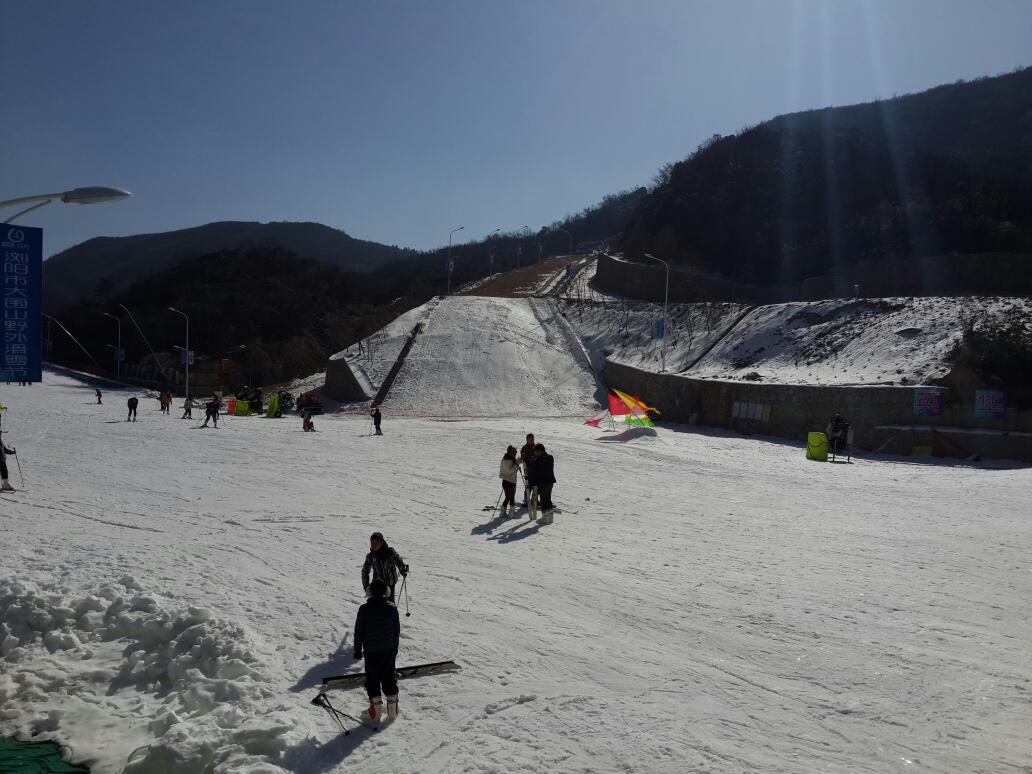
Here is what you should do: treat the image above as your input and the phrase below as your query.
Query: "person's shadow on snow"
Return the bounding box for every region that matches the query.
[489,521,540,543]
[289,634,360,693]
[470,511,512,536]
[283,727,372,773]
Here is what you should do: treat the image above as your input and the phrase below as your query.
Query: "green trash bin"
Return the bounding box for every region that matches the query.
[806,431,828,462]
[0,737,90,773]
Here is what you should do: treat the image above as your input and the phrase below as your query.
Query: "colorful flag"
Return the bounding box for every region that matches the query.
[583,417,604,427]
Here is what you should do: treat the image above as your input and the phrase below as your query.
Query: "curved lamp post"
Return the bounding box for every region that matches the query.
[168,307,189,398]
[486,228,501,272]
[447,226,464,295]
[514,225,528,268]
[0,187,131,223]
[644,253,670,373]
[554,225,573,258]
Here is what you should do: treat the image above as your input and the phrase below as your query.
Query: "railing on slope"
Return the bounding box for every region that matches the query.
[370,297,445,405]
[680,304,759,373]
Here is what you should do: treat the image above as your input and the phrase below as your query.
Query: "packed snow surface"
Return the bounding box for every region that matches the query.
[2,371,1031,773]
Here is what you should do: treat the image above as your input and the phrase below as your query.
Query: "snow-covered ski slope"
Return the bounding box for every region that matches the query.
[2,370,1031,773]
[383,295,601,416]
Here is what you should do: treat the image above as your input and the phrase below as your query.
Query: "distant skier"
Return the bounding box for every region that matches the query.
[518,433,537,505]
[201,396,220,428]
[371,405,383,435]
[182,396,194,419]
[1,436,16,492]
[95,388,102,405]
[528,442,556,524]
[499,445,519,515]
[302,409,316,432]
[126,396,139,422]
[362,531,408,603]
[353,578,401,722]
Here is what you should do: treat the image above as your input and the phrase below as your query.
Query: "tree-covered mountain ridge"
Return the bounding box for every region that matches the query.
[620,66,1032,289]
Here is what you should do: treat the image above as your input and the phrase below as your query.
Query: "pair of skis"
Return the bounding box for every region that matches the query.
[311,660,460,734]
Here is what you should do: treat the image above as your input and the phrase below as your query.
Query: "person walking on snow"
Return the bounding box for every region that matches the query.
[126,396,138,422]
[182,396,194,419]
[528,442,557,524]
[95,388,102,404]
[499,445,519,515]
[353,578,401,722]
[201,396,219,428]
[362,532,408,603]
[371,405,383,435]
[518,433,537,505]
[1,436,16,492]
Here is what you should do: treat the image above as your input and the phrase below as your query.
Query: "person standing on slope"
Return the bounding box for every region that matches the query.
[371,405,383,436]
[95,388,102,405]
[182,396,194,419]
[127,396,139,422]
[201,396,220,428]
[353,578,401,722]
[362,532,408,603]
[518,433,537,506]
[499,445,519,515]
[0,435,16,492]
[529,442,557,524]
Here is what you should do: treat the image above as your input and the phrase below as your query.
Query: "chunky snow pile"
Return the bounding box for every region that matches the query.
[385,296,601,416]
[691,296,1032,385]
[0,575,293,774]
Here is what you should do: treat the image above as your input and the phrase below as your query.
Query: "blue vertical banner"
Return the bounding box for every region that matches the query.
[1,224,43,382]
[655,318,665,339]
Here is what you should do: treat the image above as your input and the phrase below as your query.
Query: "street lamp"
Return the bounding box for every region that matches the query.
[447,226,464,295]
[486,228,501,273]
[168,307,189,398]
[102,312,121,377]
[644,253,670,373]
[0,187,131,223]
[554,225,573,258]
[515,225,528,268]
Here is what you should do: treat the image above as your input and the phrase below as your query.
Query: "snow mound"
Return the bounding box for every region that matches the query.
[0,576,292,774]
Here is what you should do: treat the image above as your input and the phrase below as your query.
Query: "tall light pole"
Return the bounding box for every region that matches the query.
[447,226,464,295]
[644,253,670,373]
[486,228,501,273]
[0,187,131,223]
[554,225,573,257]
[515,225,528,268]
[102,312,121,377]
[168,307,189,397]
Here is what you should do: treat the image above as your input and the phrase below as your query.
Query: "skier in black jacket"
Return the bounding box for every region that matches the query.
[529,443,556,520]
[1,437,15,492]
[126,396,138,422]
[362,532,408,602]
[371,405,382,435]
[353,578,401,721]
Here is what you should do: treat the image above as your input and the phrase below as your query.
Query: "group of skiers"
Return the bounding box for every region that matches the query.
[499,432,557,524]
[123,393,220,426]
[354,530,409,722]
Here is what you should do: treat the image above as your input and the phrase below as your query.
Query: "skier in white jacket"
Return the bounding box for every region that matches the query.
[499,445,519,515]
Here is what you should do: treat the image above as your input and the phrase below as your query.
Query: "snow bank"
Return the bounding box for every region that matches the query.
[0,576,293,774]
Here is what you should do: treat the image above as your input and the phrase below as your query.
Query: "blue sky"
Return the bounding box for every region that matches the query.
[3,0,1031,258]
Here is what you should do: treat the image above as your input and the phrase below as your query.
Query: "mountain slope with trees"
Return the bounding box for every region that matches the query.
[620,66,1032,286]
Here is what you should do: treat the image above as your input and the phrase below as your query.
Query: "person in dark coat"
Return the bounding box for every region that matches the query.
[353,578,401,720]
[1,436,16,492]
[201,396,220,428]
[529,442,556,516]
[371,405,382,435]
[518,433,536,505]
[95,389,102,404]
[126,396,139,422]
[362,532,408,602]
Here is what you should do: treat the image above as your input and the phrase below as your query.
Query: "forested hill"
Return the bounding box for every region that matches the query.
[620,66,1032,286]
[42,220,417,312]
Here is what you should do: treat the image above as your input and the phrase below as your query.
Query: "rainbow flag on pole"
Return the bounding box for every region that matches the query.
[585,390,660,428]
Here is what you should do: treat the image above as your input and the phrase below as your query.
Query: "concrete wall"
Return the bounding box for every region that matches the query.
[324,353,370,402]
[604,359,1032,462]
[596,252,1032,304]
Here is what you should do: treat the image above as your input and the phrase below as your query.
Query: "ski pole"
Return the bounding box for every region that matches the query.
[14,452,24,487]
[400,576,410,617]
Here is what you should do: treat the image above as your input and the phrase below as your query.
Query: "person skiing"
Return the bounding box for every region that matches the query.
[201,396,220,428]
[518,433,537,505]
[126,396,139,422]
[499,445,519,515]
[371,405,382,436]
[182,396,194,419]
[353,578,401,722]
[362,532,408,603]
[528,442,557,524]
[0,436,16,492]
[302,408,316,432]
[95,388,102,405]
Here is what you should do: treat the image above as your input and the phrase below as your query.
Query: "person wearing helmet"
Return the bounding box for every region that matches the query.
[353,578,401,721]
[362,532,408,603]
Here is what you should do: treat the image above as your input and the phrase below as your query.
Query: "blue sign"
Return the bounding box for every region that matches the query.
[975,389,1006,418]
[655,318,665,339]
[1,224,42,383]
[913,386,944,416]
